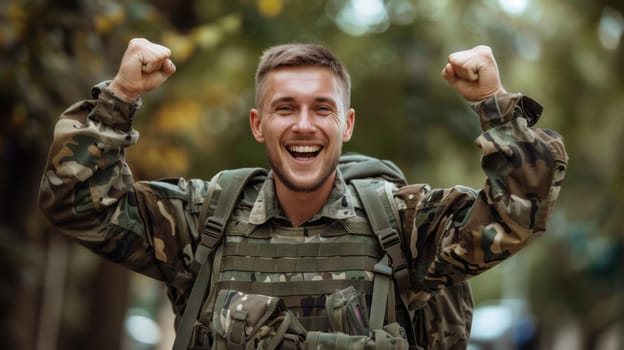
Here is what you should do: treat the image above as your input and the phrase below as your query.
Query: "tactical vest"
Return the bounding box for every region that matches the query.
[209,184,396,318]
[172,154,473,350]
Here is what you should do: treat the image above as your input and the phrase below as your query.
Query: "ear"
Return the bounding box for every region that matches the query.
[249,108,264,143]
[342,108,355,142]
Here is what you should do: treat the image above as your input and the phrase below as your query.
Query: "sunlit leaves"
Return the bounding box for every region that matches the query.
[127,138,191,178]
[161,13,243,64]
[162,30,195,63]
[0,0,27,47]
[93,2,126,34]
[197,14,242,50]
[153,99,203,136]
[257,0,283,18]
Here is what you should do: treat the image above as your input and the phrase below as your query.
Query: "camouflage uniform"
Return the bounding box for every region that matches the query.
[38,81,568,348]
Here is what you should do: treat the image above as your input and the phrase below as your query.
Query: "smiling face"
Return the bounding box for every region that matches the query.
[250,66,355,193]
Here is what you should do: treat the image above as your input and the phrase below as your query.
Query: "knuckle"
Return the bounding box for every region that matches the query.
[128,38,148,49]
[476,45,493,57]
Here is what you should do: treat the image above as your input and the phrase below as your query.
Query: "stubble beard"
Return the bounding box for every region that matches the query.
[268,151,340,193]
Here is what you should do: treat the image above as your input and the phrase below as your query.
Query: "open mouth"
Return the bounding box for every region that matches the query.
[287,145,322,161]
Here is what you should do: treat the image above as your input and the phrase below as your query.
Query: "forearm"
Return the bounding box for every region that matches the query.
[474,92,568,233]
[37,82,165,278]
[405,93,568,300]
[39,81,139,224]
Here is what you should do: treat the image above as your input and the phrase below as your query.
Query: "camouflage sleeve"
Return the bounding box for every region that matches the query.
[38,81,207,287]
[397,93,568,308]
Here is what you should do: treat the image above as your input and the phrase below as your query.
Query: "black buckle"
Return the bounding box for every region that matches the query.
[201,216,225,247]
[378,227,399,250]
[378,227,410,280]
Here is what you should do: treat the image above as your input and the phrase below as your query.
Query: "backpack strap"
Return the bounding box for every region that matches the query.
[173,167,267,350]
[370,255,393,329]
[198,168,267,255]
[351,179,414,331]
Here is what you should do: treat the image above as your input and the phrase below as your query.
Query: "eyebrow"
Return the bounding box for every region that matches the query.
[313,97,338,107]
[269,96,295,106]
[269,96,338,107]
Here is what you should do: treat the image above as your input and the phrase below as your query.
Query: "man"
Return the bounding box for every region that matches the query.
[39,38,567,349]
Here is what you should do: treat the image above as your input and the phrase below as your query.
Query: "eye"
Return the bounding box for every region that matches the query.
[315,105,333,116]
[275,105,295,115]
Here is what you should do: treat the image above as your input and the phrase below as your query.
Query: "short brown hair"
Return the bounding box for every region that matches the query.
[254,43,351,111]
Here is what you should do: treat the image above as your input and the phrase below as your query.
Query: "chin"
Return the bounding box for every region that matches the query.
[284,178,326,193]
[269,152,339,193]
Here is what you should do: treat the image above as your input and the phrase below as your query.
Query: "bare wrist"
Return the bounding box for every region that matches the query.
[108,79,140,102]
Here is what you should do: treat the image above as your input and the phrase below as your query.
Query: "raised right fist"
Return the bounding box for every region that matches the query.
[108,38,176,101]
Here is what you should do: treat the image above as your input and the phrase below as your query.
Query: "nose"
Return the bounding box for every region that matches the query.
[292,108,316,133]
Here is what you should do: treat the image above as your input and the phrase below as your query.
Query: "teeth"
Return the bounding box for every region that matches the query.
[288,145,321,153]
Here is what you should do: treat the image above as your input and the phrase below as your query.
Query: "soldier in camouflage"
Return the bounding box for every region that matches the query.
[38,38,568,349]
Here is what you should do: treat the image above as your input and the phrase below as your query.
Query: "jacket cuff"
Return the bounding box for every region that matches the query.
[88,81,142,131]
[472,93,543,130]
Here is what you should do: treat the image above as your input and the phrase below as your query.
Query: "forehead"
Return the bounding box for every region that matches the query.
[263,66,344,102]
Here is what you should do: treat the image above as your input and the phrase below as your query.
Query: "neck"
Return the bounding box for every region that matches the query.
[274,173,336,227]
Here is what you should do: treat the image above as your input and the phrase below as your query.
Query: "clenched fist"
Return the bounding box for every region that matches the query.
[108,38,176,101]
[442,45,506,102]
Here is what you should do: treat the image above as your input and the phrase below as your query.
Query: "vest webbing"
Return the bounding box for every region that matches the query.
[219,255,379,273]
[221,240,381,258]
[213,217,383,322]
[172,168,266,350]
[175,166,414,349]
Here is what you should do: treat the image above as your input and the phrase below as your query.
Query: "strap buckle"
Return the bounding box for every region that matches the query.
[201,216,225,248]
[377,227,411,290]
[378,227,400,250]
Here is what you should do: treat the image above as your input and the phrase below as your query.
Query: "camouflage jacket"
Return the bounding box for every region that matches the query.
[38,80,568,326]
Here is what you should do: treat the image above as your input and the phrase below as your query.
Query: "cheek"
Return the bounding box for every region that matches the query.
[261,119,284,142]
[329,118,347,138]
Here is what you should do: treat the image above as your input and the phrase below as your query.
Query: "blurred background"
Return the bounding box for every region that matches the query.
[1,0,622,349]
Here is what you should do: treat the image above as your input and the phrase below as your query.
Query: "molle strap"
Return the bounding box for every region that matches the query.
[222,239,381,258]
[220,255,378,273]
[216,279,374,297]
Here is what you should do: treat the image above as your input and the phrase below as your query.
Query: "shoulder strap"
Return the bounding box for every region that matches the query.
[351,179,414,331]
[198,168,267,253]
[173,167,267,350]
